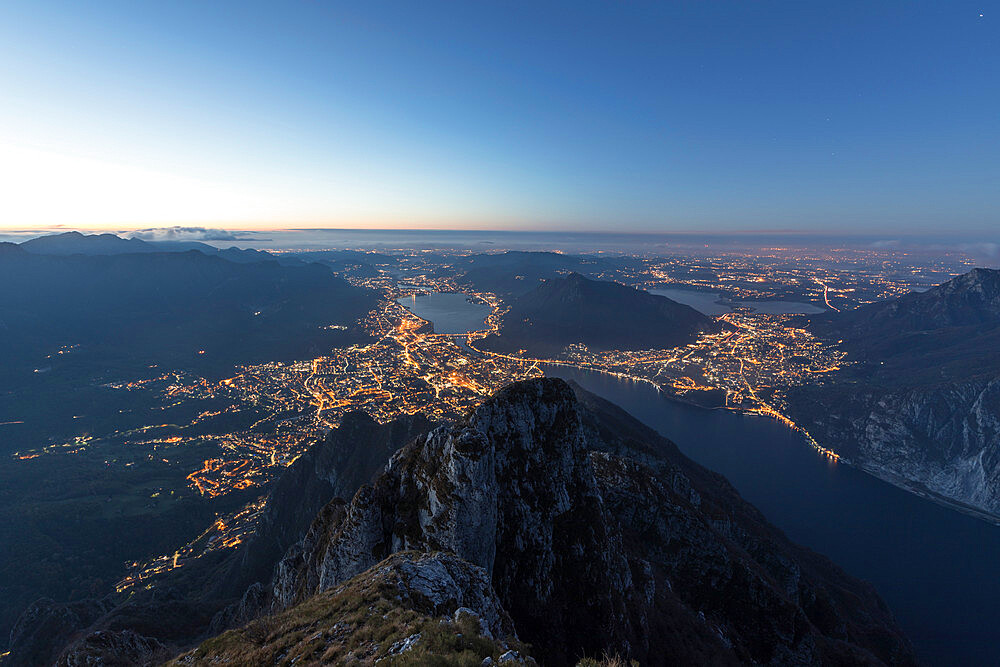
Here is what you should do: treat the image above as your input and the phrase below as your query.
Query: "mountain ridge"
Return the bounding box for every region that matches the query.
[246,378,913,666]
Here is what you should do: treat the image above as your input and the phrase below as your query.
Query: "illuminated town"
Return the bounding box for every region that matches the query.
[10,247,978,591]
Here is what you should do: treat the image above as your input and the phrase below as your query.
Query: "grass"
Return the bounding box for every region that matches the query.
[577,654,640,667]
[167,554,532,666]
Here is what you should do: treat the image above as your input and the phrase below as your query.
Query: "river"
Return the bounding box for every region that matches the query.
[401,293,1000,666]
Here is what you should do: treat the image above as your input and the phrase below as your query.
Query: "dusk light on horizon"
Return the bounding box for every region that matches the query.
[1,1,996,234]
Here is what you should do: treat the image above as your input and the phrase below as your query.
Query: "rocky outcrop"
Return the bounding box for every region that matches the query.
[271,380,632,664]
[270,378,916,665]
[170,551,530,665]
[58,629,168,667]
[211,411,434,599]
[6,598,112,667]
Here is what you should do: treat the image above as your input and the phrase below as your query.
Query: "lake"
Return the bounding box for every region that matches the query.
[650,287,825,315]
[396,292,491,334]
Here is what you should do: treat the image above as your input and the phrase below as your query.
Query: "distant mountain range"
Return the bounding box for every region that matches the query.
[7,379,916,665]
[0,241,378,382]
[479,272,716,357]
[455,250,645,297]
[18,231,306,266]
[787,267,1000,517]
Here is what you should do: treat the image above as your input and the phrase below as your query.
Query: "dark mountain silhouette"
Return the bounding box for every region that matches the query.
[456,250,604,296]
[19,231,303,265]
[20,231,216,255]
[813,267,1000,343]
[480,272,716,356]
[0,248,378,382]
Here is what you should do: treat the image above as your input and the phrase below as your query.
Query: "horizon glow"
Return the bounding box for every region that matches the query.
[0,1,997,233]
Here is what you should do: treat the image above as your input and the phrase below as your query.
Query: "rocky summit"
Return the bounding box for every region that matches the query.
[194,377,914,666]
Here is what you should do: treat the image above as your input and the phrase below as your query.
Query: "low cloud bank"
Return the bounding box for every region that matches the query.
[126,226,250,242]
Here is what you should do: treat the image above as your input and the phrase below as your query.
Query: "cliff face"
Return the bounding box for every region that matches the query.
[269,378,915,666]
[791,377,1000,514]
[790,268,1000,517]
[212,411,435,599]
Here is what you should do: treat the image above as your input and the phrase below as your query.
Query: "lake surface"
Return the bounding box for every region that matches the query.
[409,292,1000,666]
[397,292,491,334]
[650,287,825,315]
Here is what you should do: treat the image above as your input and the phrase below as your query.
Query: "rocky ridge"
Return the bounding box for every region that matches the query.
[259,378,915,665]
[170,551,530,666]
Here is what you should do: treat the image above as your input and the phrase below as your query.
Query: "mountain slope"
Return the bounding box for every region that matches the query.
[787,268,1000,516]
[456,251,604,297]
[0,247,378,381]
[480,273,715,357]
[4,412,433,666]
[209,411,436,605]
[262,378,914,665]
[19,231,304,265]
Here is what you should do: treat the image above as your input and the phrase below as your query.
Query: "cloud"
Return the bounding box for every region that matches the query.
[869,239,901,248]
[958,242,1000,260]
[125,226,251,242]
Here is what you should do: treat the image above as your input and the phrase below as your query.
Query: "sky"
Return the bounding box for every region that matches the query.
[0,1,996,234]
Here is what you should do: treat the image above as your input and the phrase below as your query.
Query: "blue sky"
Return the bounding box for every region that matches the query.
[0,1,996,233]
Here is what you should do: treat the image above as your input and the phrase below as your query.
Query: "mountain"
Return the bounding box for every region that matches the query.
[0,248,378,382]
[20,231,303,265]
[479,273,716,357]
[456,251,606,297]
[215,379,910,666]
[815,267,1000,338]
[20,231,217,255]
[787,268,1000,516]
